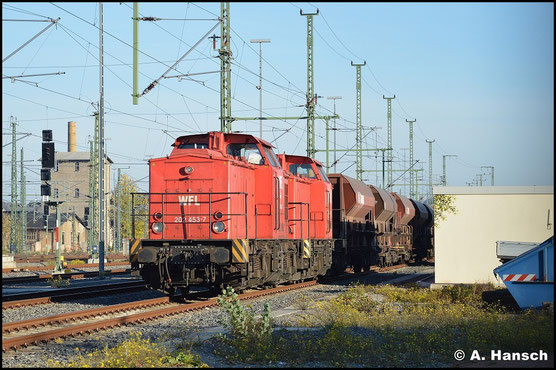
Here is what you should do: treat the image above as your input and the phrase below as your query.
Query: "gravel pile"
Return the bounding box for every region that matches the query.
[2,265,434,368]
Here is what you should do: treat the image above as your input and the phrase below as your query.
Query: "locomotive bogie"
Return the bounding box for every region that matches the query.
[132,238,333,294]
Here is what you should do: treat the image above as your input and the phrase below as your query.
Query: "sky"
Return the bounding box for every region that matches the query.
[2,2,554,203]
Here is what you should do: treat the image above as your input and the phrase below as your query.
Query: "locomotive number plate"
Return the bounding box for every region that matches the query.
[174,216,207,223]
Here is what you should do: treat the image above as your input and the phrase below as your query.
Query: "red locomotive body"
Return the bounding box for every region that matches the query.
[132,132,332,295]
[148,132,287,242]
[277,155,312,241]
[279,154,333,240]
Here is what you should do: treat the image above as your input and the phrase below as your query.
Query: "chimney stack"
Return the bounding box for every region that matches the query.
[68,121,77,152]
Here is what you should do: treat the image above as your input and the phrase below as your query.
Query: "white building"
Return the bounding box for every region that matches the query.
[433,186,554,286]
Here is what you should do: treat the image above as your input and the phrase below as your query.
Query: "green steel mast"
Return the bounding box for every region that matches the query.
[116,168,121,253]
[383,95,395,189]
[132,3,138,105]
[88,140,94,252]
[300,9,318,158]
[20,147,26,253]
[426,139,434,202]
[352,61,365,180]
[405,119,416,197]
[11,118,18,253]
[220,2,233,133]
[88,113,99,253]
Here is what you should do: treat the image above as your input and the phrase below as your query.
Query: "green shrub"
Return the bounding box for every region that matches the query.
[46,331,208,368]
[211,283,554,367]
[214,286,273,362]
[46,275,71,288]
[216,286,272,341]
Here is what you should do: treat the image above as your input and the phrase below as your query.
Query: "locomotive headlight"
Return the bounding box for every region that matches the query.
[185,166,193,174]
[213,211,223,220]
[153,212,162,220]
[152,222,163,233]
[212,221,225,233]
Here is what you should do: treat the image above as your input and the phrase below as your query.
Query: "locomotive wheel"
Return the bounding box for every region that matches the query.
[167,286,176,299]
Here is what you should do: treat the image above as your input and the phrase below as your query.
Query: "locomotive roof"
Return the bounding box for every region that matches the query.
[281,153,324,167]
[173,132,276,149]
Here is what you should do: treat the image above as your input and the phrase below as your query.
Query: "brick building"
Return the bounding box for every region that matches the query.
[49,121,113,248]
[26,212,88,253]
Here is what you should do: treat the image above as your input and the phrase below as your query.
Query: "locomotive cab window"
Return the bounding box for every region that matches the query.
[227,143,265,165]
[289,163,317,179]
[263,146,280,168]
[316,164,329,182]
[177,142,208,149]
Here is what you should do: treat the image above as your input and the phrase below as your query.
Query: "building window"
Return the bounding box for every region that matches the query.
[75,161,80,172]
[62,232,65,245]
[75,188,80,198]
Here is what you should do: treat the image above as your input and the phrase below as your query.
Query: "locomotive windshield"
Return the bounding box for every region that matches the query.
[289,163,317,179]
[263,146,280,168]
[227,143,265,165]
[317,164,329,182]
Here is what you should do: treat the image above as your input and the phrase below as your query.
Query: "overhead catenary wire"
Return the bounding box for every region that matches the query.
[3,3,482,189]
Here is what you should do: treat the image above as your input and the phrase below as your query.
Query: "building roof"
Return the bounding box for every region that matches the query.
[26,212,87,230]
[2,201,42,213]
[55,151,113,163]
[433,186,554,195]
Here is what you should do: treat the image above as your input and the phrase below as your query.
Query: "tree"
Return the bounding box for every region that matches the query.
[432,194,458,226]
[2,212,11,254]
[113,174,148,241]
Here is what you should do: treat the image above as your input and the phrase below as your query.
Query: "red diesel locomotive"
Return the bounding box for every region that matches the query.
[131,131,333,296]
[130,131,433,296]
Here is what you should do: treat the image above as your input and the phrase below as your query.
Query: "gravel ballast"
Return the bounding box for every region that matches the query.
[2,265,434,368]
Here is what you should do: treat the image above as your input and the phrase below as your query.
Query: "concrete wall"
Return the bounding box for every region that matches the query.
[433,186,554,286]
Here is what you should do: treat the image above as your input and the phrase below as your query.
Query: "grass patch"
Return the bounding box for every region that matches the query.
[211,283,554,367]
[46,331,208,368]
[46,275,71,288]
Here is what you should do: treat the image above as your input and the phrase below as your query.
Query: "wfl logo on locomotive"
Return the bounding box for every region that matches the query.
[454,349,549,362]
[178,195,201,206]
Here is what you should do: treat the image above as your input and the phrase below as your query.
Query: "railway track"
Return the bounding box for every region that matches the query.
[2,269,131,285]
[2,262,130,274]
[2,280,318,352]
[2,263,431,352]
[2,281,147,309]
[13,254,127,264]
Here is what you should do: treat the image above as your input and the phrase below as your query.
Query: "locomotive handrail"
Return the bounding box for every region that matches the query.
[131,191,249,240]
